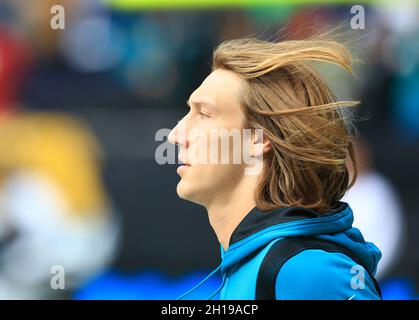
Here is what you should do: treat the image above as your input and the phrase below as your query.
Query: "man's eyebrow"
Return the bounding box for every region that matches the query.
[186,99,217,110]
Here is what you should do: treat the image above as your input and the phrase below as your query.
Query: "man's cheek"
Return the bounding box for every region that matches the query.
[187,129,209,165]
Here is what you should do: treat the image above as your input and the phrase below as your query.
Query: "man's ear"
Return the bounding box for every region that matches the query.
[250,129,272,158]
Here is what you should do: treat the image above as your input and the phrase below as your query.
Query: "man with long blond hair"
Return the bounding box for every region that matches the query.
[168,34,382,300]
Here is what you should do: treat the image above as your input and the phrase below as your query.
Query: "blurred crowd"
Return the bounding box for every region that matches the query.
[0,0,418,299]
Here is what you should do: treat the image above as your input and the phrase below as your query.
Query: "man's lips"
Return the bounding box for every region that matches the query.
[178,156,191,166]
[177,163,190,175]
[177,156,191,175]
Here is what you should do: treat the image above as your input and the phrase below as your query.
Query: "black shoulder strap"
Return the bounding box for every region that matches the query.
[255,237,382,300]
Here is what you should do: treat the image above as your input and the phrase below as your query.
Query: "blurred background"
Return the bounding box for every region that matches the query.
[0,0,418,299]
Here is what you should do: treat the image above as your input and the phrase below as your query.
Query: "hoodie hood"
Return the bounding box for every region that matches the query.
[177,202,381,300]
[221,202,381,275]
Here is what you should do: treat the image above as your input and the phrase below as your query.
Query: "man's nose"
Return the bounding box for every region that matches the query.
[168,118,187,146]
[168,124,178,145]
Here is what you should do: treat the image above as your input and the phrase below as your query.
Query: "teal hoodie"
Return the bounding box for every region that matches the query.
[177,202,382,300]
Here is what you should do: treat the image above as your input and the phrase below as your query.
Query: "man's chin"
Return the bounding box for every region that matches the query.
[176,180,203,204]
[176,180,192,200]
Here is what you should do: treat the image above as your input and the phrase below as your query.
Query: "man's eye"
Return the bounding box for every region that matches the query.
[199,112,209,119]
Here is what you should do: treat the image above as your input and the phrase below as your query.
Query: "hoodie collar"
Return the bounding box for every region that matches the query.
[220,202,354,273]
[228,202,348,247]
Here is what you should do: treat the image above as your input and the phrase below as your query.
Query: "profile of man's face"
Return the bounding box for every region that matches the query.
[168,68,251,207]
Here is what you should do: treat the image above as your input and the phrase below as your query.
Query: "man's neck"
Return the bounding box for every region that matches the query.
[206,178,258,251]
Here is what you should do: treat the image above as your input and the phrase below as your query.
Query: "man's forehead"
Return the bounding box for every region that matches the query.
[189,69,243,109]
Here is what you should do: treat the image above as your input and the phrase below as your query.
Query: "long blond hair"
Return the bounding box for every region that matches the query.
[213,35,358,212]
